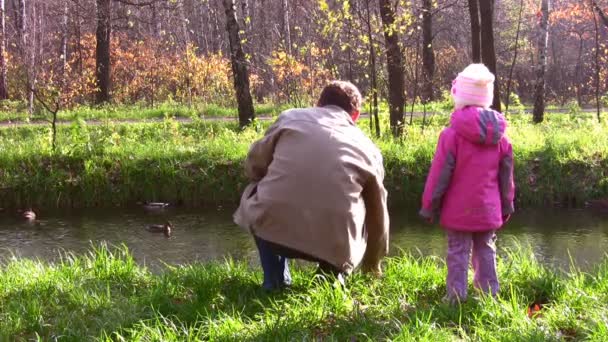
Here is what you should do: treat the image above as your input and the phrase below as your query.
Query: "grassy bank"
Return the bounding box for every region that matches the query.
[0,112,607,209]
[0,243,606,340]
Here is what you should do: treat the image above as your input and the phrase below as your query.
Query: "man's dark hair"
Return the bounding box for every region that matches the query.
[317,81,362,114]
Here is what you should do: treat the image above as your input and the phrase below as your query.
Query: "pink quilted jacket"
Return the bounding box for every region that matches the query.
[420,106,515,231]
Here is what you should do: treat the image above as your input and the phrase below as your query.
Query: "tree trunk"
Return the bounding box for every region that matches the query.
[205,0,218,52]
[365,0,380,138]
[151,3,161,39]
[179,0,192,106]
[212,1,222,52]
[17,0,25,46]
[179,0,190,46]
[532,0,550,124]
[410,32,421,125]
[36,3,44,74]
[479,0,501,111]
[196,2,209,53]
[222,0,255,127]
[505,0,524,114]
[60,0,68,77]
[76,10,83,77]
[95,0,111,104]
[592,3,601,122]
[421,0,435,103]
[27,0,35,114]
[0,0,8,99]
[240,0,250,34]
[468,0,481,63]
[575,36,583,106]
[240,0,250,56]
[593,1,608,28]
[281,0,291,54]
[17,0,34,113]
[379,0,405,136]
[345,2,354,82]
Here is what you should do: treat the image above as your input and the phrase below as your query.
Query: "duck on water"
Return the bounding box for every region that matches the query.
[146,221,173,237]
[21,209,36,221]
[138,202,170,212]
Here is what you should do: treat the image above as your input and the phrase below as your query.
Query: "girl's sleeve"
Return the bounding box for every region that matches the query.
[499,138,515,216]
[419,129,456,220]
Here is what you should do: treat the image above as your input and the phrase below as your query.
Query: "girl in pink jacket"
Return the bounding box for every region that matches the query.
[420,64,515,303]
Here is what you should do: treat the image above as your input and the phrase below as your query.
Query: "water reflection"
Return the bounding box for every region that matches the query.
[0,207,606,271]
[390,208,608,270]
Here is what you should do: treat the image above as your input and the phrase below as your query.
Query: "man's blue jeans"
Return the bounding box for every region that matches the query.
[254,235,341,290]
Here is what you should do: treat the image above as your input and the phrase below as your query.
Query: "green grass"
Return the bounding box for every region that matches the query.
[0,243,606,340]
[4,98,601,123]
[0,112,607,209]
[0,102,288,122]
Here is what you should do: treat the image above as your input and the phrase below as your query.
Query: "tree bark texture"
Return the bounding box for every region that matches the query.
[0,0,8,99]
[533,0,550,123]
[95,0,111,104]
[281,0,291,54]
[222,0,255,127]
[379,0,406,136]
[421,0,435,102]
[479,0,501,111]
[468,0,481,63]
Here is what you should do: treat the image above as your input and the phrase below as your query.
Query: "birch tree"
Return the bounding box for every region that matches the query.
[533,0,550,123]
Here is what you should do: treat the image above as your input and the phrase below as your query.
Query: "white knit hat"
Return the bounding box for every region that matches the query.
[451,64,495,110]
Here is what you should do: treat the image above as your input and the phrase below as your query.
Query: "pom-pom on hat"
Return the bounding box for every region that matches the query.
[451,64,495,109]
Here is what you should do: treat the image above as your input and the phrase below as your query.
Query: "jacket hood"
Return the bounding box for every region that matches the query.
[450,106,507,145]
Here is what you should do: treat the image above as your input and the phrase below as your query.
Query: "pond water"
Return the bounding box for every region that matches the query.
[0,207,606,272]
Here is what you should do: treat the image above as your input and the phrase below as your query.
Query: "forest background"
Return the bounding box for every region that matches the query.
[0,0,606,131]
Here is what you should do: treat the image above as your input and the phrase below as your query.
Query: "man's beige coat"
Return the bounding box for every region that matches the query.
[234,105,389,274]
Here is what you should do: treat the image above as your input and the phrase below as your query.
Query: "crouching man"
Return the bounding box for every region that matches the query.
[234,81,389,290]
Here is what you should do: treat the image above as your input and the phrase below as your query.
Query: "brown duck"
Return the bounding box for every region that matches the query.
[22,209,36,221]
[146,221,172,237]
